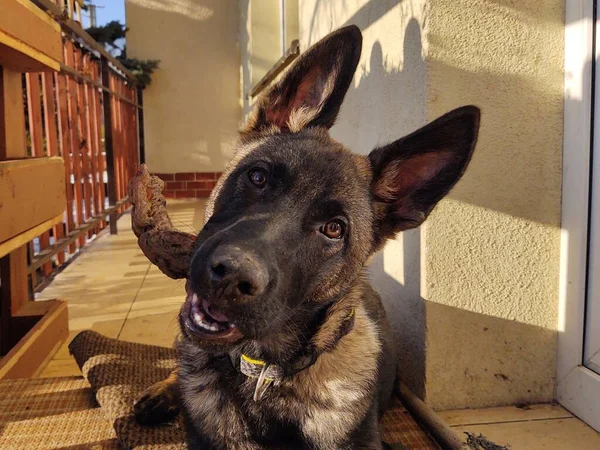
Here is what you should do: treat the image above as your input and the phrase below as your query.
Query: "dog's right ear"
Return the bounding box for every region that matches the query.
[243,25,362,134]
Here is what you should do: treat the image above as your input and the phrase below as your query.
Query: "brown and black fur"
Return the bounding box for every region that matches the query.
[134,25,480,450]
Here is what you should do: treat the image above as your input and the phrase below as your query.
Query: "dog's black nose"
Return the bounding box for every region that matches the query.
[208,246,268,301]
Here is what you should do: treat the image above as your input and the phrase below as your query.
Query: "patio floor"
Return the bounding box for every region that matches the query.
[34,199,600,449]
[36,199,206,378]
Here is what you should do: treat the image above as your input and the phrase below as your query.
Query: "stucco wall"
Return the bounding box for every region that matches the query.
[126,0,240,173]
[249,0,281,88]
[424,0,564,410]
[298,0,564,410]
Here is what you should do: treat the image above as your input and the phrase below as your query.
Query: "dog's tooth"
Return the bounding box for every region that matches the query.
[192,293,199,306]
[193,312,203,325]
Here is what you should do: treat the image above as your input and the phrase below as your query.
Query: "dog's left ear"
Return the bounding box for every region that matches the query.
[244,25,362,133]
[369,106,480,239]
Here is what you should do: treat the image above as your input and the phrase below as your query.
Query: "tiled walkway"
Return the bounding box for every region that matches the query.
[439,404,600,449]
[35,199,600,449]
[37,199,205,378]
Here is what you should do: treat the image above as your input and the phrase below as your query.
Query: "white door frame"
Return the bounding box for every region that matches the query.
[557,0,600,432]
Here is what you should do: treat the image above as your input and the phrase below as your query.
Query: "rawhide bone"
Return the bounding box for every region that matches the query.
[128,164,197,279]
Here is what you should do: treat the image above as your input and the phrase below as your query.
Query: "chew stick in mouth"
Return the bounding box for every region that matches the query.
[128,164,198,279]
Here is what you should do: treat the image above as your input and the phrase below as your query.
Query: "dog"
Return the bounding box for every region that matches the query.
[133,25,480,449]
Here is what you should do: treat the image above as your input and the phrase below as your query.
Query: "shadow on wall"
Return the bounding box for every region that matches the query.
[301,0,565,409]
[127,0,241,174]
[306,0,403,47]
[344,17,429,398]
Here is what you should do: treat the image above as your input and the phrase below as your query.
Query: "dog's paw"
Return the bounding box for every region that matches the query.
[133,382,179,426]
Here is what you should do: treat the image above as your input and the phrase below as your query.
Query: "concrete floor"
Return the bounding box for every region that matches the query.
[36,199,600,449]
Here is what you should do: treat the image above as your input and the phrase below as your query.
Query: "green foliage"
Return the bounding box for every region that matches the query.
[117,57,160,88]
[86,21,127,49]
[84,17,159,88]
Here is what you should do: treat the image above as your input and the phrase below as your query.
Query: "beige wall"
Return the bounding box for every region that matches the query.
[249,0,281,87]
[424,0,564,410]
[284,0,299,50]
[126,0,241,173]
[299,0,564,410]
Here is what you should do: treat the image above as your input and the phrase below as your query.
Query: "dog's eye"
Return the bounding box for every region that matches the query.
[248,168,268,187]
[320,219,345,239]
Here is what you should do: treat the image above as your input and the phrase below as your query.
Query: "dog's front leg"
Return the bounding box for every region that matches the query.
[134,369,180,425]
[341,408,386,450]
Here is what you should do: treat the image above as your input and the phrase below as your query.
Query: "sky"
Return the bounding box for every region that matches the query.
[83,0,126,27]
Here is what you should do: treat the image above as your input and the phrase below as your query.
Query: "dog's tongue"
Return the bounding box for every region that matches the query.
[202,298,230,323]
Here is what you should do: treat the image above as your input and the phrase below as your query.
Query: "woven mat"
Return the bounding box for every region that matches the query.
[0,376,118,450]
[67,330,439,450]
[68,331,184,450]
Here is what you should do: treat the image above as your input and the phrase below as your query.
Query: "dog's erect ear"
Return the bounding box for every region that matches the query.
[244,25,362,133]
[369,106,480,238]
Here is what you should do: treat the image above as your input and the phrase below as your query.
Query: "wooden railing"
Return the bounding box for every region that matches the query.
[0,0,143,374]
[21,0,143,291]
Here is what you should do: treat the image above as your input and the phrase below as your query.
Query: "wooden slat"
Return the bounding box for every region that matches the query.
[39,73,60,272]
[101,56,118,234]
[0,0,62,72]
[83,53,98,235]
[41,73,59,155]
[38,229,52,276]
[116,78,126,209]
[0,157,66,244]
[27,241,37,292]
[64,41,85,248]
[0,299,68,379]
[0,214,62,259]
[55,72,76,254]
[0,68,26,160]
[110,74,123,208]
[42,72,65,265]
[74,48,92,231]
[25,73,44,156]
[0,0,62,62]
[116,79,125,209]
[90,61,105,227]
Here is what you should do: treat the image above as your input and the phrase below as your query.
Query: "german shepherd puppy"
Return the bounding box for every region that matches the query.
[134,25,480,449]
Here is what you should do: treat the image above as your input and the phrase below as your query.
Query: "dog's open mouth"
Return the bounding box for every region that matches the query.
[182,293,243,342]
